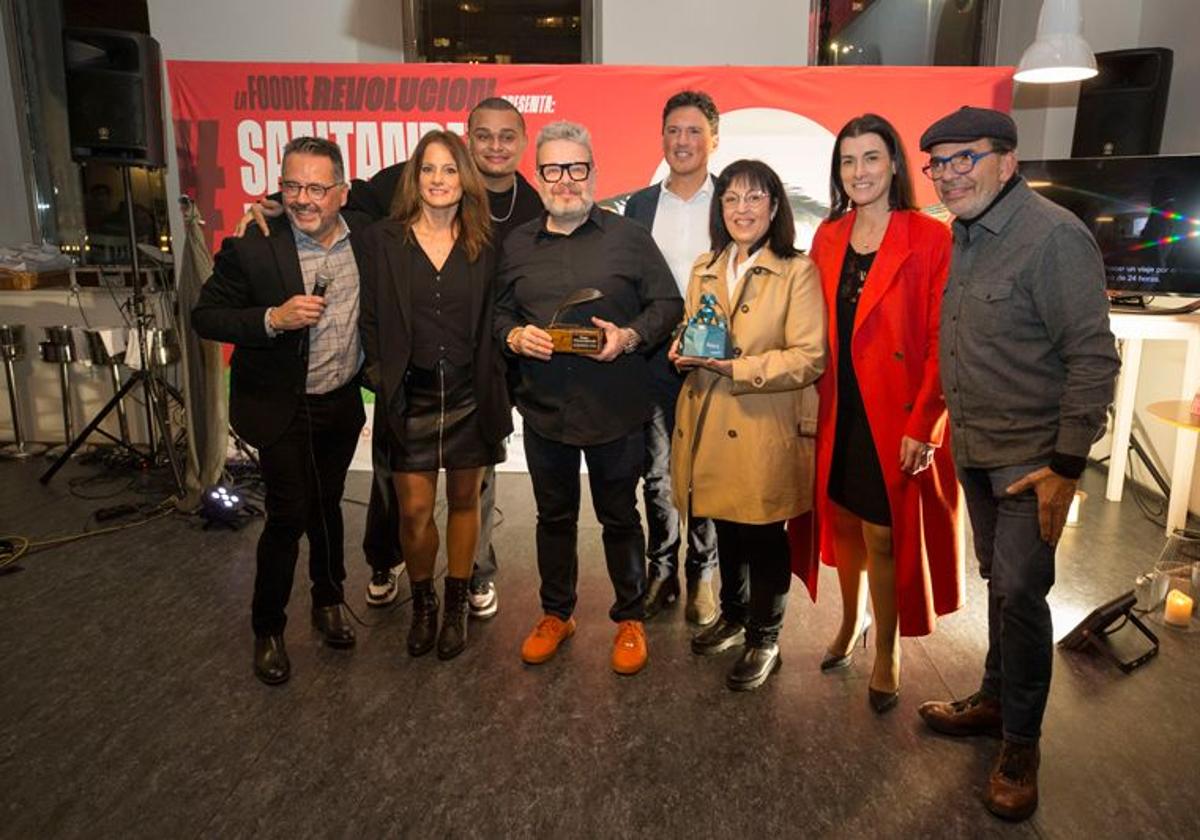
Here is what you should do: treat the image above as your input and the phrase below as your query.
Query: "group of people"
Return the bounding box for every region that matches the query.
[192,92,1119,823]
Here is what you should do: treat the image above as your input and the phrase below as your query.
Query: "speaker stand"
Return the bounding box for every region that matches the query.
[40,165,184,496]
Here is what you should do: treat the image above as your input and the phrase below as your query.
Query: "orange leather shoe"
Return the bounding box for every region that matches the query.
[611,620,648,675]
[521,614,576,664]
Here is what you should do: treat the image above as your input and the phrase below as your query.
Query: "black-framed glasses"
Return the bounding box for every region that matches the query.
[280,180,342,200]
[921,150,994,179]
[537,161,592,183]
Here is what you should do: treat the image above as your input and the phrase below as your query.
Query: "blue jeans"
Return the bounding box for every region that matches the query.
[643,347,717,583]
[958,463,1056,744]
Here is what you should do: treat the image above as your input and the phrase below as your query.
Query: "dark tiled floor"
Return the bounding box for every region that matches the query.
[1,458,1197,839]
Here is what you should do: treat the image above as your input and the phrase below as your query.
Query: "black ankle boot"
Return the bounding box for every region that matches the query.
[437,576,470,660]
[408,579,440,657]
[726,642,781,691]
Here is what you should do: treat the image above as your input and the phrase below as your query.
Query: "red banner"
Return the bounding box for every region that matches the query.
[166,62,1012,248]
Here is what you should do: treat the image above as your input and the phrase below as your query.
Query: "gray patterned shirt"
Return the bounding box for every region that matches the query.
[293,216,361,394]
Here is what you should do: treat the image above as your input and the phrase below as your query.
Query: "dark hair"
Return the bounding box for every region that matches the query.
[468,96,526,134]
[282,136,345,183]
[988,137,1016,154]
[707,159,797,266]
[827,113,915,220]
[391,131,491,261]
[662,90,719,135]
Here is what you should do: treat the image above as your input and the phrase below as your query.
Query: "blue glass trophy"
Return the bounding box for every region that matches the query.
[679,292,731,359]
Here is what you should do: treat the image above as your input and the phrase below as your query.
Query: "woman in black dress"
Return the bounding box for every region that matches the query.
[360,130,512,660]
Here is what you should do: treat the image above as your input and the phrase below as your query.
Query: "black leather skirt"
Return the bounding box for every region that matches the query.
[389,360,505,472]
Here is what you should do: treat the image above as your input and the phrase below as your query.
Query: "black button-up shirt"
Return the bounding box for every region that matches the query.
[940,177,1119,471]
[410,245,473,369]
[495,205,683,446]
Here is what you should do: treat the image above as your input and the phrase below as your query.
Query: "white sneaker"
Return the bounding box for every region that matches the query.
[468,580,498,619]
[366,562,405,607]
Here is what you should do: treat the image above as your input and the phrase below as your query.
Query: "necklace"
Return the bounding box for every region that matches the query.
[490,180,518,223]
[851,210,889,252]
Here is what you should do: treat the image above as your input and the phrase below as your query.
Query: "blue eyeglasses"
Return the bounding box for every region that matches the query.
[922,149,995,179]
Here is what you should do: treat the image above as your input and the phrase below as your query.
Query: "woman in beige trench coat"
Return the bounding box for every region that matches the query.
[669,159,826,691]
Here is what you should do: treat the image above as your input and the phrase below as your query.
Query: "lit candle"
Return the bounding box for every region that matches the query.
[1163,589,1194,626]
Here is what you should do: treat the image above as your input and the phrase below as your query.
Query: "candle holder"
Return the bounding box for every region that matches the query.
[1150,542,1198,630]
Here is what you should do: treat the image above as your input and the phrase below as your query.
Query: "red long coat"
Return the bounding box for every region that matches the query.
[791,209,963,637]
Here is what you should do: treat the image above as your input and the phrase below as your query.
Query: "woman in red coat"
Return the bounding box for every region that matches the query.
[809,113,963,713]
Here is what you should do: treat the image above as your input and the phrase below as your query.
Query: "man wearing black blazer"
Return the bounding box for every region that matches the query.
[234,99,542,623]
[193,137,369,685]
[624,91,723,628]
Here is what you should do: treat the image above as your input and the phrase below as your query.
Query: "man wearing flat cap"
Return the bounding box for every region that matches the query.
[914,106,1118,821]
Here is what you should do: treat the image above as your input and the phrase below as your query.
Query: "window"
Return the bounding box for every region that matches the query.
[412,0,591,64]
[815,0,997,67]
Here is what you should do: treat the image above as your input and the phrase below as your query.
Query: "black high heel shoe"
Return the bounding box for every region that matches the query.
[869,685,900,714]
[819,614,873,672]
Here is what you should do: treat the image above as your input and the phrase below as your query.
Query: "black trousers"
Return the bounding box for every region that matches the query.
[361,399,500,584]
[252,382,364,637]
[643,348,718,583]
[713,519,792,645]
[523,424,646,623]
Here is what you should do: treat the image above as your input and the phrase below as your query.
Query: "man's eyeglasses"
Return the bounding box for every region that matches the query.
[538,161,592,183]
[280,180,342,200]
[721,190,770,209]
[922,150,994,180]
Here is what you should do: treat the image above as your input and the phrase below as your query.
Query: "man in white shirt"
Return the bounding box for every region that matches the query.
[624,91,722,627]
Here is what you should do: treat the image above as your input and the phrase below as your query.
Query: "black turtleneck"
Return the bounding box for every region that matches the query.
[956,174,1022,230]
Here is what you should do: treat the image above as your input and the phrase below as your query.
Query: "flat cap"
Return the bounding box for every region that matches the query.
[919,106,1017,151]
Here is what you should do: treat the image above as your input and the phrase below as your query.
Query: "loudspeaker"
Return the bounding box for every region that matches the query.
[64,28,165,168]
[1071,48,1172,158]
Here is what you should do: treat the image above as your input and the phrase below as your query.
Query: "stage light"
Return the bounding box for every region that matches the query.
[200,484,245,528]
[1014,0,1098,84]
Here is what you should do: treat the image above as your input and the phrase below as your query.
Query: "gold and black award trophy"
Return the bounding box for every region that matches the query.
[545,287,606,354]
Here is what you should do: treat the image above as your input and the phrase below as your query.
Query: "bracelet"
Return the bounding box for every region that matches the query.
[622,329,640,354]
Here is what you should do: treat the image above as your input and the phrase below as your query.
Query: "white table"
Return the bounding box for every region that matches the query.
[1107,311,1200,535]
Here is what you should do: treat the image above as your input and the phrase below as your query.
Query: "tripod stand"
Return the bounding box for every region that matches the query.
[40,165,184,496]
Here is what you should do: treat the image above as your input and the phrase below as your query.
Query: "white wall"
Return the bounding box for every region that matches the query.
[1138,0,1200,154]
[597,0,810,65]
[147,0,406,63]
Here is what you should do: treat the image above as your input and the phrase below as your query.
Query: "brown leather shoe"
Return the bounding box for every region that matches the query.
[986,740,1040,821]
[685,579,718,626]
[918,691,1003,737]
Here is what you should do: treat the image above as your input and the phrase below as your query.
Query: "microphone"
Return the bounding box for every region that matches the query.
[300,272,334,360]
[312,271,333,298]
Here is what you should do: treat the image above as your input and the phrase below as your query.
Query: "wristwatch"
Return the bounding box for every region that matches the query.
[622,329,641,354]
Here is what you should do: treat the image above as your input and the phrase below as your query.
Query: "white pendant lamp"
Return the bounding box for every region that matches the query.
[1014,0,1099,84]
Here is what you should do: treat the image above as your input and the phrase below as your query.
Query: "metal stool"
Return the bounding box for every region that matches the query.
[0,324,47,458]
[39,325,77,458]
[84,328,131,447]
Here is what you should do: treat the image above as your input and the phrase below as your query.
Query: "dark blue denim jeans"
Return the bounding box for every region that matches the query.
[958,463,1057,744]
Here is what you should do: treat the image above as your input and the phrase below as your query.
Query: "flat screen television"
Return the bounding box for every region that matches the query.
[1019,155,1200,297]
